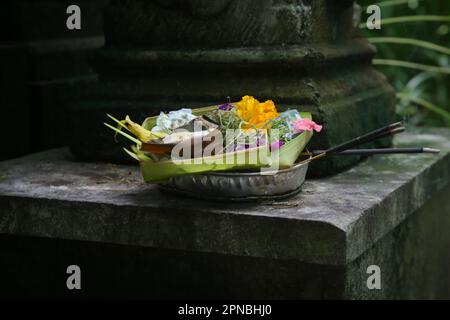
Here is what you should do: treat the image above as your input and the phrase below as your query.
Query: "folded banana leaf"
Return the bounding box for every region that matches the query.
[140,145,270,182]
[126,105,313,183]
[275,113,313,168]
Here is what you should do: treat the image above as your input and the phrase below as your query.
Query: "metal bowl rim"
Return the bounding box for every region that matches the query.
[200,159,310,177]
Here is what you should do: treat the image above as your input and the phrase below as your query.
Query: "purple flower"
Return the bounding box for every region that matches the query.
[234,144,247,151]
[270,140,285,151]
[218,103,233,111]
[257,136,266,147]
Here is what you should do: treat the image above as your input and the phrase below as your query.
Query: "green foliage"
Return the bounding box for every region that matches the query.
[359,0,450,127]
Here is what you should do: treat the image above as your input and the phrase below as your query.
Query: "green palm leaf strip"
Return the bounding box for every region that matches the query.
[104,122,142,146]
[107,113,132,133]
[123,148,139,161]
[360,15,450,29]
[131,145,152,161]
[397,92,450,121]
[363,0,423,10]
[368,37,450,56]
[373,59,450,74]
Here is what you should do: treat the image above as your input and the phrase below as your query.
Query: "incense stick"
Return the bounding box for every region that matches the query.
[307,147,440,156]
[324,122,403,154]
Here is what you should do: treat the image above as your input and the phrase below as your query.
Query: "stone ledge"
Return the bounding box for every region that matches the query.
[95,41,374,70]
[0,128,449,266]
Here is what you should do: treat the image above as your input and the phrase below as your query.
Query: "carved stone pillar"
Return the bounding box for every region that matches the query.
[70,0,395,176]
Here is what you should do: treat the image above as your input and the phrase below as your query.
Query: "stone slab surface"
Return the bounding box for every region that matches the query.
[0,128,449,265]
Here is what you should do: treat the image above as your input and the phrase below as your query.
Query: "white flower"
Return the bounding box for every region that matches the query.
[278,109,302,131]
[151,108,197,134]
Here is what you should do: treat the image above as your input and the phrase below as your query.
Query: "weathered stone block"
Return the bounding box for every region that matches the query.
[1,128,449,298]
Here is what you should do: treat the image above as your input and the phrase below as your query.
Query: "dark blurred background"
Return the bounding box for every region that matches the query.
[0,0,448,162]
[0,0,108,161]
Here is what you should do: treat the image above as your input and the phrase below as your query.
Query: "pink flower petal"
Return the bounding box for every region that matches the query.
[293,119,322,133]
[313,123,323,132]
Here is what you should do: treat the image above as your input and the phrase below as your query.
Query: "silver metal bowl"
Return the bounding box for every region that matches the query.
[158,161,309,201]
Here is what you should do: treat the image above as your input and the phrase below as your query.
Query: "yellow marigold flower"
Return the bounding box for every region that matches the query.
[236,95,279,129]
